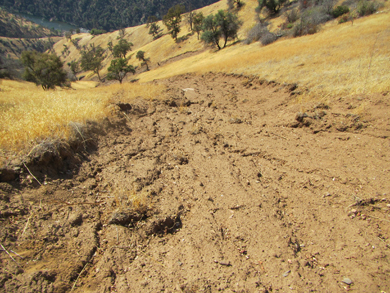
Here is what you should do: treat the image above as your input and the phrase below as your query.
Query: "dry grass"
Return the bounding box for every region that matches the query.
[138,11,390,97]
[0,80,166,154]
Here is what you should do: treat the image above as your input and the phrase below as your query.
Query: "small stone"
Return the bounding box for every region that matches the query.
[68,213,83,227]
[283,270,291,277]
[342,277,353,285]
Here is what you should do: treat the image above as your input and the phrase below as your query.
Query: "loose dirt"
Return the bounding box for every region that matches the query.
[1,73,390,292]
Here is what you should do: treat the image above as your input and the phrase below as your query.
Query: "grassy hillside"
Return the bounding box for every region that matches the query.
[1,0,390,159]
[54,0,390,96]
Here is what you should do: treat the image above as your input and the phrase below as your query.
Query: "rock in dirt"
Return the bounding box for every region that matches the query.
[68,212,83,227]
[108,209,143,226]
[342,277,353,285]
[283,270,291,277]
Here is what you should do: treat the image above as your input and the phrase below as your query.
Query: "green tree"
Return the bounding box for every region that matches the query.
[136,50,150,71]
[201,10,242,50]
[149,22,162,39]
[256,0,287,15]
[80,44,105,81]
[106,58,135,84]
[20,51,67,90]
[113,39,133,58]
[67,60,80,80]
[163,4,185,41]
[193,12,205,40]
[201,15,222,49]
[90,28,106,35]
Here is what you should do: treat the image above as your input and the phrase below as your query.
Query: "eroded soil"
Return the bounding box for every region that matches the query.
[1,73,390,292]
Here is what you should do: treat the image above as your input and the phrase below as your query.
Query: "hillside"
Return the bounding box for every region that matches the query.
[1,0,220,31]
[0,8,57,38]
[54,0,389,97]
[1,0,390,292]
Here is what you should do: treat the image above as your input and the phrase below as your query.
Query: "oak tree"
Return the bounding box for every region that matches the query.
[21,51,67,90]
[106,58,135,84]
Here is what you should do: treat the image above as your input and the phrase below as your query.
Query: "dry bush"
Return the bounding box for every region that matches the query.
[245,22,277,46]
[285,8,300,23]
[358,0,380,16]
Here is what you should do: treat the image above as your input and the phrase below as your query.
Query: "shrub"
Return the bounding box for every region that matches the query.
[245,22,276,46]
[357,0,377,16]
[292,17,319,37]
[90,28,106,35]
[285,8,300,23]
[260,31,277,45]
[332,5,350,18]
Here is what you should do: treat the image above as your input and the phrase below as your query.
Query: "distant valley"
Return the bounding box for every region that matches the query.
[0,0,220,31]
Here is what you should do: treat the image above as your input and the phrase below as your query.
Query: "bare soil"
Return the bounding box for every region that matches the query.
[1,73,390,292]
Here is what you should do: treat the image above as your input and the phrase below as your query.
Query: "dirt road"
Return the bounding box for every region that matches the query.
[1,73,390,292]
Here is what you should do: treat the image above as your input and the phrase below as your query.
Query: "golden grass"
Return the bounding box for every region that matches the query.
[138,11,390,97]
[0,81,166,153]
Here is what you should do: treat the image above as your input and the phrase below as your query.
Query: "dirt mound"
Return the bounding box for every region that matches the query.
[1,73,390,292]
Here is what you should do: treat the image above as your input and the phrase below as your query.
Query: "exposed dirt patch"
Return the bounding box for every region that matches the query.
[1,73,390,292]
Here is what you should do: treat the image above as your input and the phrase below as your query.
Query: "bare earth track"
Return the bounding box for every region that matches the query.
[1,73,390,292]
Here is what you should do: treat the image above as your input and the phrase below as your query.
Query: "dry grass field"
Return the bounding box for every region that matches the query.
[0,80,166,155]
[1,0,389,157]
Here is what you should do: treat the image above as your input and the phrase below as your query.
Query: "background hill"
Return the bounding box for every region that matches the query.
[0,0,219,31]
[0,7,58,38]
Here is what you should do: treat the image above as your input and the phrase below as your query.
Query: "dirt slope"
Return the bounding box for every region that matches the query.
[1,73,390,292]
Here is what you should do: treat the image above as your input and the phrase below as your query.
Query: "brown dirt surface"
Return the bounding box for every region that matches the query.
[1,73,390,292]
